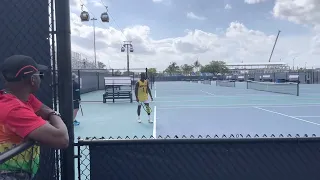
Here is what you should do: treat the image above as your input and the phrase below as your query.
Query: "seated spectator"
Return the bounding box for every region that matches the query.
[0,55,69,179]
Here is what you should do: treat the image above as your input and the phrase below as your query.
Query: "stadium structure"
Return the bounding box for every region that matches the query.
[226,62,290,74]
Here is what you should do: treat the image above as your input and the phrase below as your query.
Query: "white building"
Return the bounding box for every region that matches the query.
[226,62,289,74]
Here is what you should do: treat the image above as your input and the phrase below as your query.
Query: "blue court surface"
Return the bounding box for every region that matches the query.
[74,81,320,139]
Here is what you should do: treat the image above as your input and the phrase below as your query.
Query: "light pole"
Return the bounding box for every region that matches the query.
[121,41,134,75]
[293,57,296,70]
[91,17,97,68]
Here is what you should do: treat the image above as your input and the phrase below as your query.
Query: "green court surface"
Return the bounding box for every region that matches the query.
[74,81,320,139]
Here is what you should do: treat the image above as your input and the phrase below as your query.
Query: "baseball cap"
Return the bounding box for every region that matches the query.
[0,55,48,82]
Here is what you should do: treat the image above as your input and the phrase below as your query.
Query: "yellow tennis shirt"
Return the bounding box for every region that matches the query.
[137,80,148,102]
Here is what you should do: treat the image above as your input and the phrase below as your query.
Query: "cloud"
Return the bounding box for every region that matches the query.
[70,0,88,12]
[273,0,320,26]
[70,11,319,71]
[272,0,320,61]
[152,0,171,5]
[244,0,268,4]
[225,4,232,10]
[186,12,206,20]
[91,0,104,7]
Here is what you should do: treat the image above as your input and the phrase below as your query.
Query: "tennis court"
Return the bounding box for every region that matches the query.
[74,81,320,139]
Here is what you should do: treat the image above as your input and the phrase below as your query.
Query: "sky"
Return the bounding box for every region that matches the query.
[69,0,320,71]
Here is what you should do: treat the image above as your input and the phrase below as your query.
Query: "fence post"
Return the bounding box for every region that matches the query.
[55,0,75,179]
[97,72,100,90]
[77,69,81,86]
[146,68,148,79]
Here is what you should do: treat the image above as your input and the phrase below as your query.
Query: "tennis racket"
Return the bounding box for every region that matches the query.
[139,102,152,114]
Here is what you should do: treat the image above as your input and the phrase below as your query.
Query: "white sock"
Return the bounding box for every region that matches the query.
[148,115,150,120]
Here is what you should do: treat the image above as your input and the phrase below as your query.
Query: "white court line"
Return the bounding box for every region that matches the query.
[157,103,320,110]
[155,90,157,98]
[157,89,198,92]
[155,94,289,99]
[158,106,252,110]
[200,90,215,96]
[254,107,320,126]
[154,100,203,103]
[294,116,320,118]
[153,106,157,139]
[156,103,320,108]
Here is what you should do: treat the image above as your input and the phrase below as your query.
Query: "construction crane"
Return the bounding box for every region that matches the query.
[268,30,281,62]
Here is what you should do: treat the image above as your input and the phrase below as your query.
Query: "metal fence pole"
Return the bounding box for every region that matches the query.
[55,0,75,179]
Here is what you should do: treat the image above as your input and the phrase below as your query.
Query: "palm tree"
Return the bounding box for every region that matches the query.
[165,62,180,75]
[194,59,201,73]
[181,64,194,75]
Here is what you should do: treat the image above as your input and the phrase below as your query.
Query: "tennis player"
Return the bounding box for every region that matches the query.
[135,73,153,123]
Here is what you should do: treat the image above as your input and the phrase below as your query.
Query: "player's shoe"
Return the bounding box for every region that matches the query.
[148,117,153,123]
[137,116,141,123]
[74,120,80,126]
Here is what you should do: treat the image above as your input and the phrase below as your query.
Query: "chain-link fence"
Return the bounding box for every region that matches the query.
[71,51,97,69]
[0,0,60,179]
[76,134,320,180]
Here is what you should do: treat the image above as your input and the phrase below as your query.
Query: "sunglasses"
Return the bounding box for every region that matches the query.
[33,72,44,79]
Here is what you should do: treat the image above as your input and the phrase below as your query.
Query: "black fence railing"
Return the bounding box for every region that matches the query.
[75,134,320,180]
[0,141,59,180]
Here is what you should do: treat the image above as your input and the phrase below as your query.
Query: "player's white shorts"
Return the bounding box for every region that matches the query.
[139,97,150,104]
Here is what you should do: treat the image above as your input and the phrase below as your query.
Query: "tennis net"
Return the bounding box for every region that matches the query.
[216,80,235,87]
[201,80,211,85]
[246,80,299,96]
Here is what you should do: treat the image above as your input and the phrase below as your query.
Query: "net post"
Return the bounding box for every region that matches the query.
[297,82,299,96]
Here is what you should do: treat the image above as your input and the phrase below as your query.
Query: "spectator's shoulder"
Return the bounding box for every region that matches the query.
[0,94,27,117]
[28,93,37,101]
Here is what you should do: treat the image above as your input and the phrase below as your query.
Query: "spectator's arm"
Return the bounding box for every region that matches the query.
[6,107,69,149]
[29,94,55,120]
[35,104,55,120]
